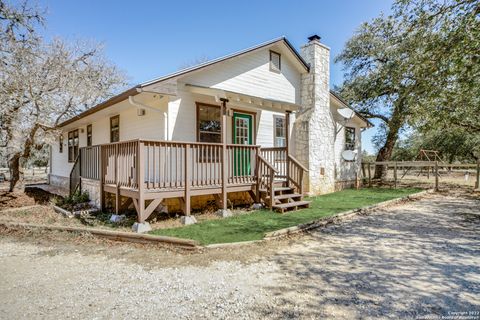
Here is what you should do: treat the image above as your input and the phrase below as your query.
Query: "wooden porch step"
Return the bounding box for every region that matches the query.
[272,200,311,213]
[259,187,292,193]
[266,193,303,201]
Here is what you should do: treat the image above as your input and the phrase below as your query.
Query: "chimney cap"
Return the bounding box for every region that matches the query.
[308,34,321,42]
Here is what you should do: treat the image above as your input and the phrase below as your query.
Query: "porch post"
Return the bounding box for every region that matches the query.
[285,110,291,188]
[132,140,152,233]
[285,111,291,154]
[220,98,229,211]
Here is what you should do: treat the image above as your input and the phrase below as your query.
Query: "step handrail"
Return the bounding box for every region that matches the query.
[257,154,279,174]
[288,154,309,172]
[69,153,81,196]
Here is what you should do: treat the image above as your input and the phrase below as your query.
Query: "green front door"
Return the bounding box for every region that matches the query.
[233,112,253,176]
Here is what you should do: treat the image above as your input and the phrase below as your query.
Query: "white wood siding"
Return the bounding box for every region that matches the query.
[180,45,302,104]
[169,88,295,147]
[51,95,167,178]
[334,118,363,182]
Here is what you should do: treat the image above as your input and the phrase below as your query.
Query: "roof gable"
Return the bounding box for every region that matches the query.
[59,37,309,127]
[140,37,309,88]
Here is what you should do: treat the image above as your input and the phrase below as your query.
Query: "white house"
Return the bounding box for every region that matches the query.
[49,35,371,226]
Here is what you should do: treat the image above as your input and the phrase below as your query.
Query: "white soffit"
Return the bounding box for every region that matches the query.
[184,83,300,113]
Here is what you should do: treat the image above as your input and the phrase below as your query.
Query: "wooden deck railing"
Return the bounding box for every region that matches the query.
[256,154,277,209]
[288,155,308,195]
[102,140,139,189]
[260,147,287,179]
[99,140,259,192]
[80,145,101,180]
[260,147,307,195]
[227,144,258,185]
[71,140,308,208]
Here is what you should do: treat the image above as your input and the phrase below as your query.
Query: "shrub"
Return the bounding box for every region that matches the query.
[55,190,90,209]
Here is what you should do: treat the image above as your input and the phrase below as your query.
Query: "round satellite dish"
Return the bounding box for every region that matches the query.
[337,108,355,119]
[342,150,356,161]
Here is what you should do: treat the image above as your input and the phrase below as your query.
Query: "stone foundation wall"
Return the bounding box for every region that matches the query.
[49,174,69,190]
[81,178,101,208]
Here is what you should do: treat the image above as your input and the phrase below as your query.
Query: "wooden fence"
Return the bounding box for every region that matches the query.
[362,161,480,191]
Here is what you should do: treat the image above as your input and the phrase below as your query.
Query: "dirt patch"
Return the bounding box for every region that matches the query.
[0,187,56,210]
[0,226,287,268]
[0,188,259,233]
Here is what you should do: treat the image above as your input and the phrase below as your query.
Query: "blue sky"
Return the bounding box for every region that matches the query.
[38,0,393,154]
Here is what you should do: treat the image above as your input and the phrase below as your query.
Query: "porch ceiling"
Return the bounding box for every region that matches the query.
[183,83,301,113]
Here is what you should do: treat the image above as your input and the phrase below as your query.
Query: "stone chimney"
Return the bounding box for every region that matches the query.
[295,35,335,194]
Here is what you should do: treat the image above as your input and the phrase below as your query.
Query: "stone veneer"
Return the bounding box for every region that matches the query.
[81,178,101,208]
[49,174,69,190]
[295,38,336,195]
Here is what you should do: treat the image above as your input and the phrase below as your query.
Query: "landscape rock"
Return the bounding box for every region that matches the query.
[131,222,152,233]
[216,209,232,218]
[180,216,197,225]
[109,214,126,223]
[252,203,263,210]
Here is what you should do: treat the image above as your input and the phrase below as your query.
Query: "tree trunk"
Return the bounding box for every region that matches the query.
[374,107,405,180]
[8,153,21,192]
[7,125,38,192]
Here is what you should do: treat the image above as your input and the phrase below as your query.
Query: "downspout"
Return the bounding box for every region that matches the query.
[164,108,169,140]
[128,95,162,114]
[128,95,168,140]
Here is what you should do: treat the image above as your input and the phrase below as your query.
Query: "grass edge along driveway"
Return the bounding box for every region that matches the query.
[150,188,422,245]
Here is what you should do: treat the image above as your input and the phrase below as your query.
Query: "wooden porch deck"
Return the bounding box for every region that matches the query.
[71,139,307,222]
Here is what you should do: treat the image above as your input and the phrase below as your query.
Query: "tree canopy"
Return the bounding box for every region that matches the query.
[336,0,479,177]
[0,0,127,191]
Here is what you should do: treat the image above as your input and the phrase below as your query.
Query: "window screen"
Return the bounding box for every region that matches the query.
[274,116,286,147]
[197,104,221,143]
[87,124,92,147]
[345,127,356,151]
[270,51,281,72]
[110,116,119,143]
[68,130,79,162]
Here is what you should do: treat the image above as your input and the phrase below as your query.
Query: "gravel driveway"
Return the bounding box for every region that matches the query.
[0,192,479,319]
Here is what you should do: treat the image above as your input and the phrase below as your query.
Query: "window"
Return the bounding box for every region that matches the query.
[345,127,356,151]
[197,103,221,143]
[59,134,63,153]
[270,50,281,72]
[110,115,119,143]
[86,124,92,147]
[196,103,221,162]
[68,129,79,162]
[274,116,286,147]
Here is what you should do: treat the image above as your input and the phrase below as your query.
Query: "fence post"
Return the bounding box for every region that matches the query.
[475,159,480,190]
[393,162,398,189]
[361,163,366,182]
[368,163,372,187]
[434,161,439,191]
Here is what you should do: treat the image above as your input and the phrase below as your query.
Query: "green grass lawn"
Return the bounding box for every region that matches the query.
[150,187,422,245]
